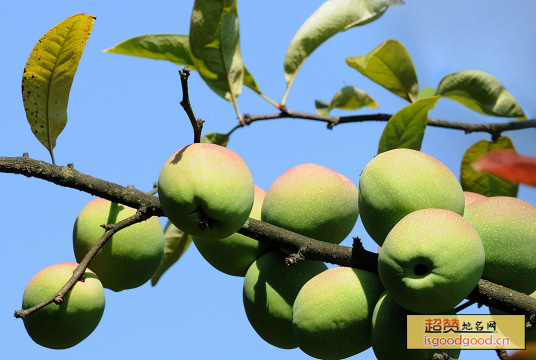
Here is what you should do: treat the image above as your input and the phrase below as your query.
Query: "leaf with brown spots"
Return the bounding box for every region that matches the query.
[22,14,95,164]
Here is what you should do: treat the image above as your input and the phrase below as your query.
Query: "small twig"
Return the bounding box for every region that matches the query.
[239,111,536,136]
[179,67,202,143]
[14,209,153,319]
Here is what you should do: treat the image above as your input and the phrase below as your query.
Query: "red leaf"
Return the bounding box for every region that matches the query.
[472,150,536,187]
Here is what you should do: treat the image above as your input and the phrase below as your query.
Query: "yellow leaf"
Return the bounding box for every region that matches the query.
[22,14,96,164]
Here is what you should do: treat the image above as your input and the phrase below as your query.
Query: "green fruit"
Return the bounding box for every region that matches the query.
[358,149,465,246]
[22,262,105,349]
[371,292,461,360]
[243,250,328,349]
[261,163,359,244]
[464,196,536,294]
[158,143,254,240]
[292,267,384,360]
[193,185,269,276]
[73,198,165,292]
[378,208,484,314]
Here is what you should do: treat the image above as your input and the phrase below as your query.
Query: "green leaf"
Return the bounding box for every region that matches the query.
[104,34,262,95]
[103,34,196,69]
[436,70,527,120]
[417,87,436,100]
[377,96,440,154]
[315,86,378,116]
[460,136,519,197]
[283,0,402,102]
[151,220,193,286]
[22,14,96,164]
[189,0,243,103]
[329,86,378,111]
[200,132,230,147]
[346,39,419,103]
[315,100,331,116]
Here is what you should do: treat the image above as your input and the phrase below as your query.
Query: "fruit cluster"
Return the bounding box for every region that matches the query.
[20,143,536,359]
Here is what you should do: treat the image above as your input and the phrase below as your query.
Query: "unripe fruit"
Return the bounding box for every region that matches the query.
[463,191,486,206]
[371,292,461,360]
[292,267,384,360]
[22,262,105,349]
[158,143,254,240]
[73,198,165,292]
[261,163,359,244]
[378,208,485,314]
[193,185,268,276]
[358,149,465,246]
[464,196,536,294]
[243,250,327,349]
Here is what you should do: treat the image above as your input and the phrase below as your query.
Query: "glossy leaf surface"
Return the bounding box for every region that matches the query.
[377,96,439,154]
[346,39,418,102]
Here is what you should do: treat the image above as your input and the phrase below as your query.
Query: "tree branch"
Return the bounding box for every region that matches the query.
[14,209,153,318]
[241,110,536,136]
[4,155,536,320]
[0,155,163,216]
[179,67,203,143]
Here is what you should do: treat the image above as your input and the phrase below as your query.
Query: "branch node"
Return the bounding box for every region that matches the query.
[22,152,29,159]
[53,295,64,305]
[286,247,307,266]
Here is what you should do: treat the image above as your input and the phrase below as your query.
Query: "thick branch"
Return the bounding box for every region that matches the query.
[4,155,536,320]
[0,155,164,217]
[242,110,536,136]
[14,209,152,318]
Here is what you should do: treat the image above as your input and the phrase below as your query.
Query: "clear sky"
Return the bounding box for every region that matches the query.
[1,1,535,359]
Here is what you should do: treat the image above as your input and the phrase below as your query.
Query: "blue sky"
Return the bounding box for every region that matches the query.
[1,1,535,359]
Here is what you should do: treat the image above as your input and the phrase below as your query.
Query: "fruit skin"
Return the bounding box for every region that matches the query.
[371,292,461,360]
[193,185,269,276]
[243,250,327,349]
[261,163,359,244]
[463,191,486,206]
[22,262,105,349]
[358,148,465,246]
[378,208,485,314]
[158,143,254,240]
[73,198,165,292]
[292,267,384,360]
[463,196,536,294]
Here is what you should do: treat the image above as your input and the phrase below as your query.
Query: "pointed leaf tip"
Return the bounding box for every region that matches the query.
[22,14,95,163]
[283,0,400,99]
[151,221,193,286]
[436,69,526,119]
[377,96,439,154]
[346,39,418,103]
